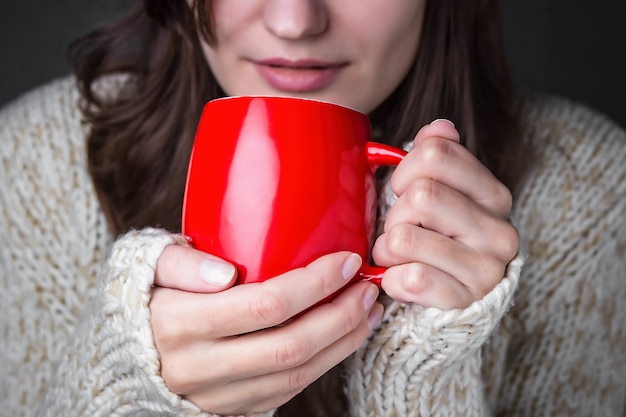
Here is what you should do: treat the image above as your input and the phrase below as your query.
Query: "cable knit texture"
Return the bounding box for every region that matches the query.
[1,77,624,417]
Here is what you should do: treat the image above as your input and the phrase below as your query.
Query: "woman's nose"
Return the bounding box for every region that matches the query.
[263,0,329,39]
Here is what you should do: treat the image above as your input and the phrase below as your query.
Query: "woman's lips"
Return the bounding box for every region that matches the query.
[254,58,347,92]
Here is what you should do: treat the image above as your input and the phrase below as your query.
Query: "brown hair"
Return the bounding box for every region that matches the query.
[69,0,523,237]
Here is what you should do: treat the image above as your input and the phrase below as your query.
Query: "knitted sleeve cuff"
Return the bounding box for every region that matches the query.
[38,228,276,417]
[345,255,523,416]
[97,228,200,415]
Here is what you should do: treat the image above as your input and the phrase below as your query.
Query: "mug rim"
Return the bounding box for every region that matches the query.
[207,95,366,117]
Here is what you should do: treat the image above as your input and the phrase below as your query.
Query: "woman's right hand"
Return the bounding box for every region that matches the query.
[150,245,383,415]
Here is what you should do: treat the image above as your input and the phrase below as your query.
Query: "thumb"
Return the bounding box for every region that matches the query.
[155,244,238,293]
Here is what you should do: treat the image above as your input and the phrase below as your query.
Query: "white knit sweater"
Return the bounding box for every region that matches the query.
[0,77,624,417]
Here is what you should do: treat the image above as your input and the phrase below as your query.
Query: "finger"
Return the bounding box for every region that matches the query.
[161,281,379,405]
[415,119,461,144]
[190,281,380,385]
[243,303,384,410]
[372,224,504,298]
[186,299,384,415]
[154,251,363,342]
[381,262,474,309]
[155,245,237,292]
[383,178,519,261]
[394,131,512,218]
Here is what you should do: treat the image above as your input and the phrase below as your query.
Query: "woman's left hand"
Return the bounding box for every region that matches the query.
[372,119,519,309]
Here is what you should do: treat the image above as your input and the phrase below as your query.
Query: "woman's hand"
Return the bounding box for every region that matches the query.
[150,245,383,415]
[373,119,519,309]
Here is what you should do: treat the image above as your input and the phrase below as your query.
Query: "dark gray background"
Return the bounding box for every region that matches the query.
[1,0,625,129]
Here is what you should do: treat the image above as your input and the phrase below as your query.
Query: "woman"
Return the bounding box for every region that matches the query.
[1,0,624,416]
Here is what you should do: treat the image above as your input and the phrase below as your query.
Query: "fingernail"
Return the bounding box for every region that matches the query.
[341,253,362,280]
[430,118,455,127]
[199,258,236,287]
[367,304,384,330]
[362,285,379,309]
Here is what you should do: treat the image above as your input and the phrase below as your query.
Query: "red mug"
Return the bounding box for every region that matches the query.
[182,96,406,287]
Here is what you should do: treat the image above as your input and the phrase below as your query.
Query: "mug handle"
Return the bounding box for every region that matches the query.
[359,142,408,286]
